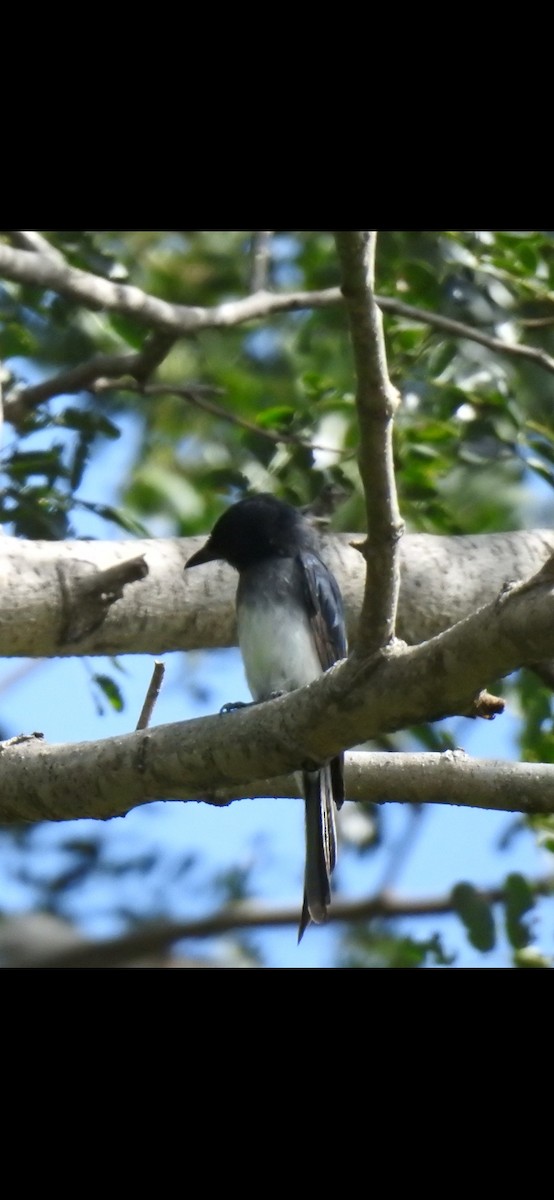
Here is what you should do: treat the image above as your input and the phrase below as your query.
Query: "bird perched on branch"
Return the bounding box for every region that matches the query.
[185,493,347,941]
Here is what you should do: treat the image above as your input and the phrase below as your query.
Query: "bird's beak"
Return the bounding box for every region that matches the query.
[184,540,217,570]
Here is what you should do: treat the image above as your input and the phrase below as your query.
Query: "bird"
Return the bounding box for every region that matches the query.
[184,493,347,941]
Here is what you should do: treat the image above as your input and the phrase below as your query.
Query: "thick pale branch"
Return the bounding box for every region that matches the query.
[4,230,66,262]
[0,243,339,333]
[0,528,552,657]
[334,232,403,653]
[208,750,554,815]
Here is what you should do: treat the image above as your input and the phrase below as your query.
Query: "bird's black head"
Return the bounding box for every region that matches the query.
[185,494,315,573]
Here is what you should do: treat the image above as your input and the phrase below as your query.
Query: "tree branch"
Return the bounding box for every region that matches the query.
[4,736,554,826]
[376,293,554,376]
[0,528,552,657]
[105,381,337,454]
[0,243,340,332]
[334,231,404,652]
[7,872,554,967]
[136,661,165,730]
[3,230,66,263]
[4,332,176,423]
[5,558,554,824]
[3,241,554,380]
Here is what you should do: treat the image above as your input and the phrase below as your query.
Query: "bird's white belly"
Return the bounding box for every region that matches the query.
[237,601,322,701]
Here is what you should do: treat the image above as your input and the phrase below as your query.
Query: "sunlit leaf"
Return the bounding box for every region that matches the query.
[93,674,124,713]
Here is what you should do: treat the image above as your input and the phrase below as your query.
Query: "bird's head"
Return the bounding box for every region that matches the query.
[185,494,311,573]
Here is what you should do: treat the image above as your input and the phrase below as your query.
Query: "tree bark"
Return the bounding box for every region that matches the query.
[0,528,552,656]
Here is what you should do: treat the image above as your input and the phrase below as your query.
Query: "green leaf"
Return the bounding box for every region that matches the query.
[7,486,71,539]
[427,340,458,378]
[513,947,552,969]
[525,458,554,489]
[93,674,124,712]
[504,872,535,950]
[517,243,539,274]
[58,407,121,439]
[401,260,442,306]
[451,882,496,952]
[255,406,295,429]
[69,438,91,490]
[105,312,144,349]
[300,370,339,398]
[4,449,67,482]
[339,928,456,969]
[78,500,149,536]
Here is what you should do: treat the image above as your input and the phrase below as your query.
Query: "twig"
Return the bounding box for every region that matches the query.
[136,661,165,730]
[519,315,554,328]
[334,232,404,653]
[117,381,339,454]
[376,293,554,376]
[0,659,45,696]
[58,554,148,645]
[249,231,273,292]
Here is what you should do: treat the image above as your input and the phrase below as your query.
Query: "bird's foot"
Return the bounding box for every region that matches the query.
[220,690,284,714]
[220,700,254,714]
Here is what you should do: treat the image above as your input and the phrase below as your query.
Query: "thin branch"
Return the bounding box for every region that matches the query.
[112,380,339,455]
[334,231,404,653]
[0,659,45,696]
[376,293,554,375]
[3,241,554,380]
[4,331,176,424]
[519,315,554,328]
[249,231,273,292]
[11,872,554,967]
[136,662,165,730]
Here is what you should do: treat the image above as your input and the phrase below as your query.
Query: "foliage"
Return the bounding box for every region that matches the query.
[1,230,554,967]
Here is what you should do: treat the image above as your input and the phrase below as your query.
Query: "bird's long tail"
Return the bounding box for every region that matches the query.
[298,757,343,943]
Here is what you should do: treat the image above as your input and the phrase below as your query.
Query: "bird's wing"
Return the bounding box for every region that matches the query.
[297,551,346,816]
[296,551,347,670]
